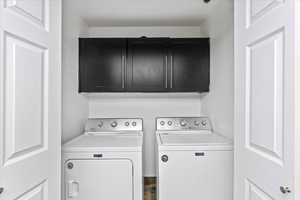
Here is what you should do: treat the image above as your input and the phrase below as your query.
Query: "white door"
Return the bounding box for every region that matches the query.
[0,0,61,199]
[65,159,133,200]
[235,0,296,199]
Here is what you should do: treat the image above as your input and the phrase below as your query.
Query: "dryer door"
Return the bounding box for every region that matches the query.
[65,159,133,200]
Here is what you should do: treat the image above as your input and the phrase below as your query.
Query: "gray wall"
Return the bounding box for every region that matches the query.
[62,4,89,143]
[202,1,234,140]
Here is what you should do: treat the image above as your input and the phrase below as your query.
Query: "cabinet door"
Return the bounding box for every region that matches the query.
[127,38,169,92]
[170,38,210,92]
[79,38,126,92]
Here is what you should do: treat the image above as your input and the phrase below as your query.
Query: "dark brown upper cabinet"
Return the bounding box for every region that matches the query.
[79,37,210,93]
[79,38,126,92]
[127,38,169,92]
[169,38,210,92]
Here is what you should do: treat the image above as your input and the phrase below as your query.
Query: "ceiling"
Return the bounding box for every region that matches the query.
[65,0,233,27]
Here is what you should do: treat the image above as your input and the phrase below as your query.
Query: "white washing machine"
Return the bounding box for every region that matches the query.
[156,117,233,200]
[63,118,143,200]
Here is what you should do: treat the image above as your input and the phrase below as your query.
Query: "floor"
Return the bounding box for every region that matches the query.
[144,177,156,200]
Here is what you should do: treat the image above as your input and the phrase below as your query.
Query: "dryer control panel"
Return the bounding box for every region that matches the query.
[156,117,212,131]
[85,118,143,132]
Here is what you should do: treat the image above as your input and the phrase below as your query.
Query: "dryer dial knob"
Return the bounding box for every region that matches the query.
[67,162,74,169]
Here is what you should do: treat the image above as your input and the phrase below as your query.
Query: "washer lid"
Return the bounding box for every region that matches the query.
[158,132,232,146]
[63,132,143,152]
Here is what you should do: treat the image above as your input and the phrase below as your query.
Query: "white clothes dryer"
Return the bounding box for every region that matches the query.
[63,118,143,200]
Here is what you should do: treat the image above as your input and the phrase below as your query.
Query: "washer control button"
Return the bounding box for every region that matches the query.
[161,155,169,162]
[98,121,103,128]
[180,120,187,127]
[160,121,165,126]
[194,121,200,126]
[67,162,74,169]
[111,121,118,128]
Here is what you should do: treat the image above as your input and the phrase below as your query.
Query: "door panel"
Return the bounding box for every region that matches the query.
[246,0,283,27]
[245,180,273,200]
[0,0,61,199]
[246,30,284,164]
[127,38,168,92]
[65,159,133,200]
[4,33,47,165]
[4,0,48,29]
[15,181,48,200]
[235,0,294,199]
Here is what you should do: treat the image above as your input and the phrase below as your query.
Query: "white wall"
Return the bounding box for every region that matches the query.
[201,32,234,139]
[88,93,203,176]
[62,1,89,143]
[201,1,234,139]
[88,26,208,37]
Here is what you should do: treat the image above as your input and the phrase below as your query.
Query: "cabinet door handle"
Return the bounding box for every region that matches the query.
[165,55,168,88]
[170,55,173,88]
[122,55,125,88]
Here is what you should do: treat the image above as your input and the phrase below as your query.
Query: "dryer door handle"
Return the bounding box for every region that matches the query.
[68,180,79,198]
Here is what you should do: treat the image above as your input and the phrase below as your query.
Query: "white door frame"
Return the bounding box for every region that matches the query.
[294,1,300,199]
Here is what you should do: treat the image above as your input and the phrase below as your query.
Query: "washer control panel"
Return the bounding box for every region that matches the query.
[85,118,143,132]
[156,117,211,131]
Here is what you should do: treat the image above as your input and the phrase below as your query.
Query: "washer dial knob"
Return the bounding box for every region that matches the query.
[161,155,169,162]
[98,121,103,128]
[111,121,118,128]
[180,120,187,127]
[67,162,74,169]
[201,120,207,126]
[194,120,200,126]
[160,121,165,126]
